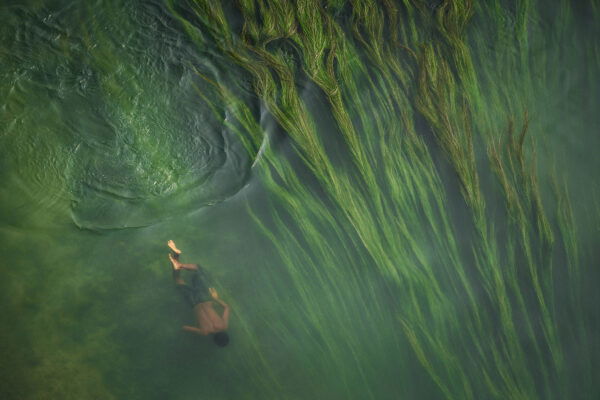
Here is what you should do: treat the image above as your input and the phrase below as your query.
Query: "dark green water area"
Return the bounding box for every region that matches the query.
[1,0,599,399]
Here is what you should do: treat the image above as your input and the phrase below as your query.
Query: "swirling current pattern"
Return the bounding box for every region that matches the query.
[1,2,254,230]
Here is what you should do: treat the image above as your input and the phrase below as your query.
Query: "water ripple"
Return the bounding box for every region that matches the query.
[0,2,257,231]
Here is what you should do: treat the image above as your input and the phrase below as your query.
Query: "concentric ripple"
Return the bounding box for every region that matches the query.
[0,2,257,230]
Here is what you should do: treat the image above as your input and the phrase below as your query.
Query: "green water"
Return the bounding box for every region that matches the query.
[1,1,598,399]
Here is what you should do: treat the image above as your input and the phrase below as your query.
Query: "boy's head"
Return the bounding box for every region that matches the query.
[213,332,230,347]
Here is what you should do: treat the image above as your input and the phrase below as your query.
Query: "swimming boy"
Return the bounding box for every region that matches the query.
[167,240,230,347]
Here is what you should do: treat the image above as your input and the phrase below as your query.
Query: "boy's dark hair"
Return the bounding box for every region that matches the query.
[213,332,229,347]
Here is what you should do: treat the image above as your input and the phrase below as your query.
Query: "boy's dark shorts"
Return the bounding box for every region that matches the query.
[177,268,212,307]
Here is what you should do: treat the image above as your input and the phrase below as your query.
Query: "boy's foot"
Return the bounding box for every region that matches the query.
[168,253,182,270]
[167,240,182,254]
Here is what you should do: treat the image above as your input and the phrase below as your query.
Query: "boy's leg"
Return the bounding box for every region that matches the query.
[169,253,199,307]
[172,269,185,285]
[169,253,186,285]
[195,266,212,285]
[190,267,212,303]
[178,263,199,271]
[167,240,182,255]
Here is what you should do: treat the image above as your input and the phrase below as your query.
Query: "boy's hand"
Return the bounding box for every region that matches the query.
[209,287,219,299]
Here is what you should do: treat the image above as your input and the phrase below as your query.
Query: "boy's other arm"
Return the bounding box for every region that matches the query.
[182,325,206,335]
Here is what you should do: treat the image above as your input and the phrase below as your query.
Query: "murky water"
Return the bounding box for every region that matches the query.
[1,1,598,399]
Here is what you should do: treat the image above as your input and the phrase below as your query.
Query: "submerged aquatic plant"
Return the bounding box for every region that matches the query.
[0,0,597,398]
[168,0,599,398]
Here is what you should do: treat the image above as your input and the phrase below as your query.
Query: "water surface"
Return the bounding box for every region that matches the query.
[1,1,598,399]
